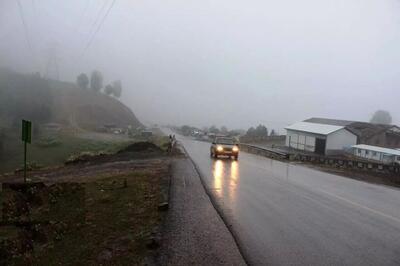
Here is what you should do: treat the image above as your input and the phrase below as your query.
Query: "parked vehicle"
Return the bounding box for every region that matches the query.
[210,137,239,160]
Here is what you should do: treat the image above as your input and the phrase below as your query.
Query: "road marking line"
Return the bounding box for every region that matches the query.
[242,154,400,225]
[317,188,400,225]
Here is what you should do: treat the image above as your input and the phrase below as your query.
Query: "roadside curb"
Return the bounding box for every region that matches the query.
[178,142,251,266]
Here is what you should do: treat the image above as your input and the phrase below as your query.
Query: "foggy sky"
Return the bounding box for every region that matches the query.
[1,0,399,132]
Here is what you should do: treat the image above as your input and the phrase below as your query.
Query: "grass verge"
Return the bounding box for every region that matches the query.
[0,130,135,174]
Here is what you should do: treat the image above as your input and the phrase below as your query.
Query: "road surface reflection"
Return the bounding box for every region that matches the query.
[212,159,239,203]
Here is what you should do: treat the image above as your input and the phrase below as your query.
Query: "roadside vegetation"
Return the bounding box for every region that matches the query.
[0,129,135,174]
[174,124,285,147]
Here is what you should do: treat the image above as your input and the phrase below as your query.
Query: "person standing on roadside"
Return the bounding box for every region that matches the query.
[167,135,173,153]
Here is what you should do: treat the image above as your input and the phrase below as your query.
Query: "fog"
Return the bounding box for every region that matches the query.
[1,0,399,132]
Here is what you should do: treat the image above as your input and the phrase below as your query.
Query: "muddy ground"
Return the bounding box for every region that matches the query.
[0,142,175,265]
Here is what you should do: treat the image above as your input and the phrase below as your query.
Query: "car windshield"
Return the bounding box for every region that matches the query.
[216,138,235,144]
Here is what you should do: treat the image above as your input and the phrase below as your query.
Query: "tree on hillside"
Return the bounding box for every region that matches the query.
[76,73,89,89]
[112,80,122,98]
[270,129,277,136]
[370,110,392,125]
[104,84,114,95]
[90,70,103,92]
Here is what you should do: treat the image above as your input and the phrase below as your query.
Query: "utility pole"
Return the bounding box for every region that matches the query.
[21,120,32,182]
[45,43,60,80]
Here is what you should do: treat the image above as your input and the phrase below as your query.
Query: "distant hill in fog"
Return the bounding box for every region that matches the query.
[0,68,142,130]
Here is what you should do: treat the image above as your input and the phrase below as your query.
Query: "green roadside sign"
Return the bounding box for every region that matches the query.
[22,120,32,182]
[22,120,32,143]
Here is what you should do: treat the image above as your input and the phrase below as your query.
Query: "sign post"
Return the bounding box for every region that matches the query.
[21,120,32,182]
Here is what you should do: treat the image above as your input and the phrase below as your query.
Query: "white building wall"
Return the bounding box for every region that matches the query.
[286,130,318,152]
[353,148,398,163]
[354,148,382,161]
[326,129,357,153]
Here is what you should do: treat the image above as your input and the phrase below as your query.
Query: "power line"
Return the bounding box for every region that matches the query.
[16,0,34,54]
[82,0,116,55]
[88,0,109,36]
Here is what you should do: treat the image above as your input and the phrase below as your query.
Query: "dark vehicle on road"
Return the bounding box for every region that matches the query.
[210,137,239,160]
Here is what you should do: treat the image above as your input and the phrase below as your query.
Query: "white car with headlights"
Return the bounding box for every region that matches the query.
[210,137,239,160]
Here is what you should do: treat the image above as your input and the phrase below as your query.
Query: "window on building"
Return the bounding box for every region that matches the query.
[373,151,377,156]
[358,149,361,154]
[365,150,369,155]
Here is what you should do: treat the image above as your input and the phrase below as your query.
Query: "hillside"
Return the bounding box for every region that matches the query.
[0,68,143,173]
[49,81,141,130]
[0,68,141,130]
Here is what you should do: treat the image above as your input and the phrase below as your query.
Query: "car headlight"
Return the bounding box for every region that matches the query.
[216,145,223,152]
[232,146,239,152]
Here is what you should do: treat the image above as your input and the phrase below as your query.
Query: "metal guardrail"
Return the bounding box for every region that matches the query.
[241,143,400,175]
[239,143,289,159]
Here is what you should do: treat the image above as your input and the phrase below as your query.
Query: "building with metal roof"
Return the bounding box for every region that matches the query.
[351,144,400,164]
[304,117,400,149]
[285,122,345,135]
[304,117,355,127]
[285,121,357,155]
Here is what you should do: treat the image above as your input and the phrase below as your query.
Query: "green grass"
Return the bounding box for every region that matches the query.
[0,130,135,174]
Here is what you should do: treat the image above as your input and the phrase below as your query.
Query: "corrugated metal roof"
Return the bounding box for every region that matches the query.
[285,122,345,135]
[352,144,400,156]
[304,117,356,126]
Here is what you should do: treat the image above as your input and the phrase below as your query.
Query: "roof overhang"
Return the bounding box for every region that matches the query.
[285,122,346,135]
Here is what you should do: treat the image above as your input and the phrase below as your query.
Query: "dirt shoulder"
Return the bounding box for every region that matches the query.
[0,139,244,265]
[157,157,246,265]
[0,143,171,265]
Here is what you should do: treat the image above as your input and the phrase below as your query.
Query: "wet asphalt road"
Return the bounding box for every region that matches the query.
[175,135,400,266]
